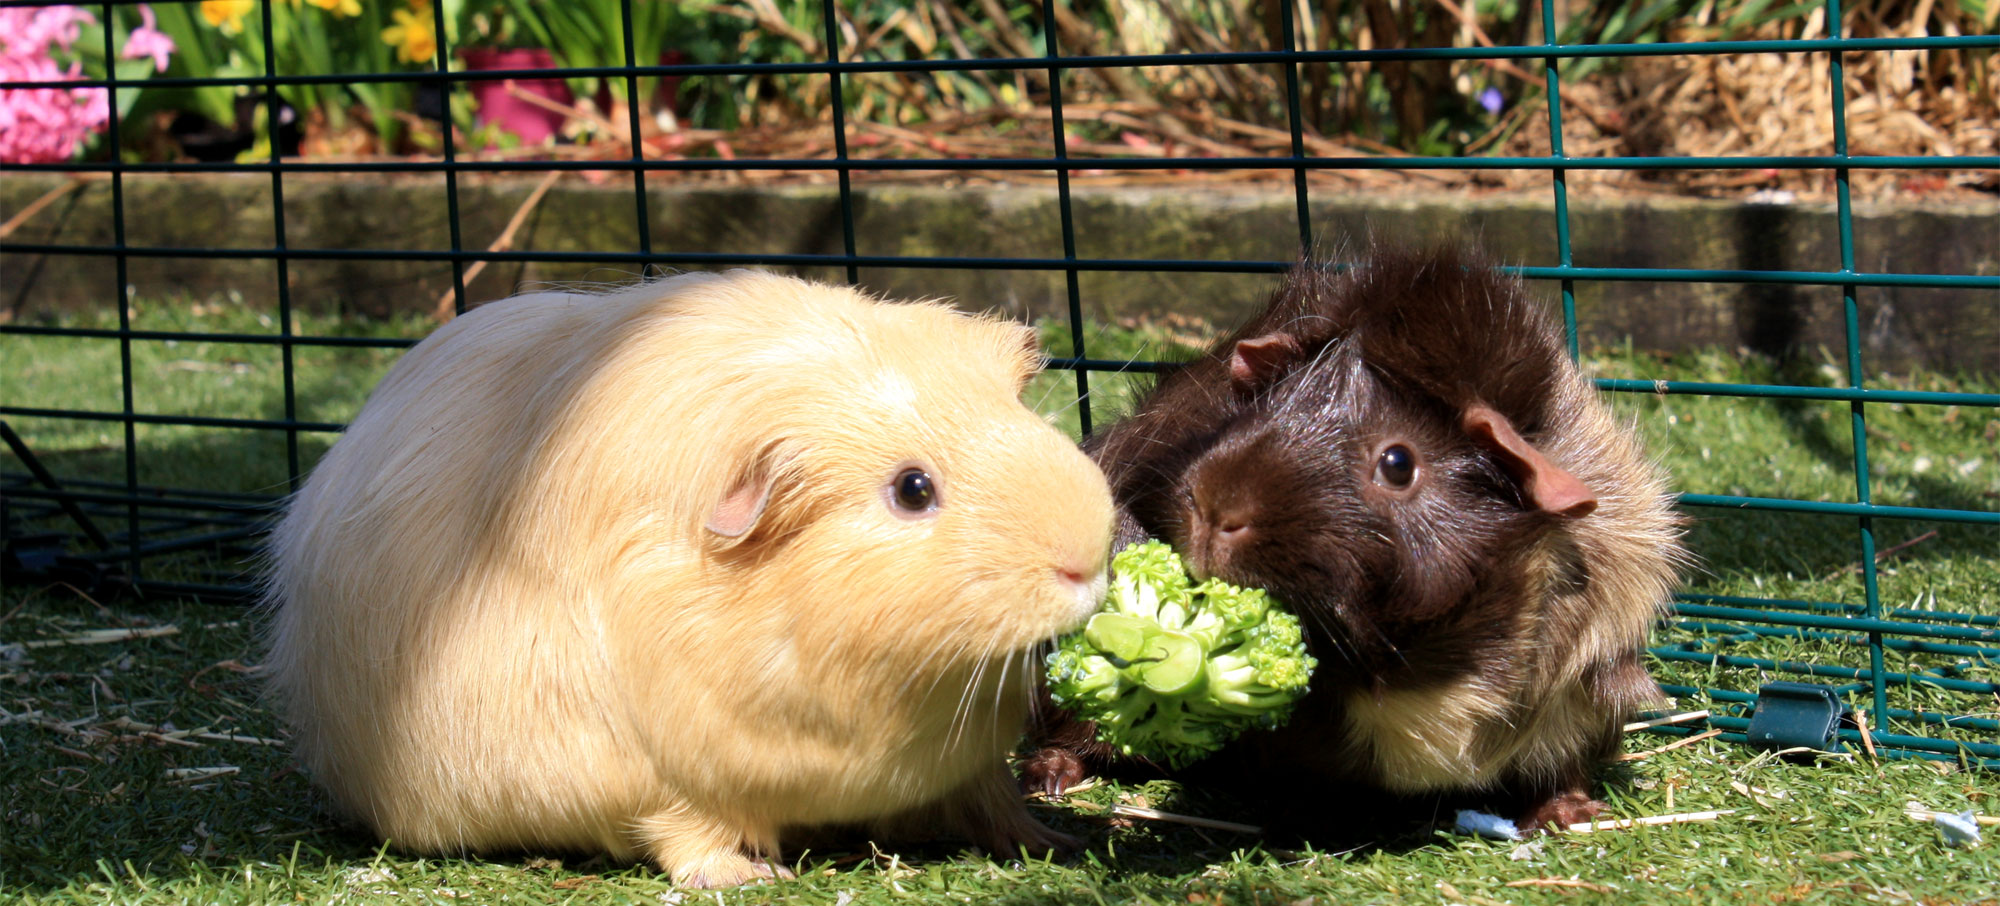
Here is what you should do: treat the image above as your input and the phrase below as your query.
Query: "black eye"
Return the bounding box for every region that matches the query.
[1374,445,1417,489]
[891,468,936,512]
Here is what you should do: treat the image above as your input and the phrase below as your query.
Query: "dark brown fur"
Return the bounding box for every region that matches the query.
[1026,246,1685,835]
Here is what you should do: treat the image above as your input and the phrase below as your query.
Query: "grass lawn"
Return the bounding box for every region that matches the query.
[3,294,1996,904]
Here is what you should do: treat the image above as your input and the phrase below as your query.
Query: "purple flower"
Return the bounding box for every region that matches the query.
[1478,86,1504,115]
[122,5,176,74]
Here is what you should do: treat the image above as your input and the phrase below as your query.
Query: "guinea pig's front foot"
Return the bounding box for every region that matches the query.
[636,807,788,889]
[676,856,792,888]
[977,814,1079,860]
[679,857,795,889]
[1516,788,1606,834]
[1019,745,1089,797]
[956,765,1080,858]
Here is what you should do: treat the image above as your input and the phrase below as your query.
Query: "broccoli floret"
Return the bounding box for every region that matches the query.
[1044,540,1318,769]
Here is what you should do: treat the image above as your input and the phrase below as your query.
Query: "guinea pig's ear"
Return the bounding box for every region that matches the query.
[1009,321,1045,392]
[1463,403,1597,518]
[1228,331,1303,394]
[704,444,797,546]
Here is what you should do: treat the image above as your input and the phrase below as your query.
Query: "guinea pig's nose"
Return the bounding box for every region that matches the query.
[1056,562,1104,589]
[1057,562,1110,623]
[1209,503,1253,542]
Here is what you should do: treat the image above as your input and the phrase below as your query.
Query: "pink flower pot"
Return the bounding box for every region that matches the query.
[459,46,572,146]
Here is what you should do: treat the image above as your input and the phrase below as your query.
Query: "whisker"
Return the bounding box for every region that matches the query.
[948,642,991,750]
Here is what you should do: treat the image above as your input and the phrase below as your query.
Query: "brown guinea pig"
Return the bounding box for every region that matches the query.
[261,270,1114,887]
[1026,246,1685,833]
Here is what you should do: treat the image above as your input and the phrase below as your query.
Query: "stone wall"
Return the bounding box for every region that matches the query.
[4,174,1994,372]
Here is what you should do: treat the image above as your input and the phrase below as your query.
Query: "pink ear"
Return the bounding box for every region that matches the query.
[1463,403,1597,518]
[705,463,775,541]
[1229,332,1302,391]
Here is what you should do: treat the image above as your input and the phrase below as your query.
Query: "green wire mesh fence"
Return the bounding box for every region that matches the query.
[2,0,1996,769]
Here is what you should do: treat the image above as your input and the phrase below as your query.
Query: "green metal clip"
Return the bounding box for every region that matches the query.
[1745,682,1847,753]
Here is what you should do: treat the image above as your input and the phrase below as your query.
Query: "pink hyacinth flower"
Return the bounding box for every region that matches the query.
[2,5,95,55]
[0,6,112,164]
[123,5,176,73]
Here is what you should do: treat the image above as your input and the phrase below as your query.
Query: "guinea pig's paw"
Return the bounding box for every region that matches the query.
[638,809,788,889]
[669,852,791,889]
[969,812,1080,860]
[1516,789,1606,834]
[1019,746,1089,797]
[1013,822,1081,859]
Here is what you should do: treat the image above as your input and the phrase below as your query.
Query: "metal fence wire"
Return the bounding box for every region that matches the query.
[2,0,1997,770]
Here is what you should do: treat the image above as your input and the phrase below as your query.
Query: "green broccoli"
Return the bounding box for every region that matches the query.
[1044,540,1318,769]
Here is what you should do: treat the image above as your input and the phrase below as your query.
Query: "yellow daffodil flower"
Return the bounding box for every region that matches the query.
[306,0,362,17]
[200,0,254,34]
[381,2,438,65]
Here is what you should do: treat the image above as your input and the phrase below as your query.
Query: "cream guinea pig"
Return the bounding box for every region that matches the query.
[261,270,1114,887]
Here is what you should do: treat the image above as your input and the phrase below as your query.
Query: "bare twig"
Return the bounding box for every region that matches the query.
[1623,710,1712,733]
[1855,708,1879,761]
[164,766,240,782]
[0,708,58,728]
[502,82,622,141]
[54,745,104,763]
[11,626,180,649]
[1506,878,1615,892]
[433,170,563,321]
[1426,0,1545,87]
[1103,804,1263,834]
[723,0,821,56]
[970,0,1039,60]
[1566,809,1737,834]
[1020,0,1190,140]
[107,717,286,748]
[1821,530,1941,581]
[1619,728,1724,761]
[0,175,95,240]
[1034,798,1264,834]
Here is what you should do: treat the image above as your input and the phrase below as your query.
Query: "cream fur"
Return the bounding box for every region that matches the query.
[1340,356,1686,794]
[261,270,1113,887]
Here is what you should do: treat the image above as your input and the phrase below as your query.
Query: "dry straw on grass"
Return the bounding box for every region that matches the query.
[1514,0,1998,200]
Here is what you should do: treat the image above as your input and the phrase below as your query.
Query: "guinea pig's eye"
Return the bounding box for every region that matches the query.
[1374,445,1417,489]
[890,468,937,513]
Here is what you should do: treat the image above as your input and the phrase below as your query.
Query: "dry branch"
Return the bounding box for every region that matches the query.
[1565,809,1737,834]
[164,766,240,782]
[0,176,94,240]
[11,626,180,649]
[433,170,563,321]
[1623,710,1712,733]
[1506,878,1615,892]
[1619,729,1725,762]
[1033,797,1265,834]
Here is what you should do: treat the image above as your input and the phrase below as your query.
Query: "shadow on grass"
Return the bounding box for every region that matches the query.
[3,337,403,595]
[1662,355,1996,593]
[0,588,379,894]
